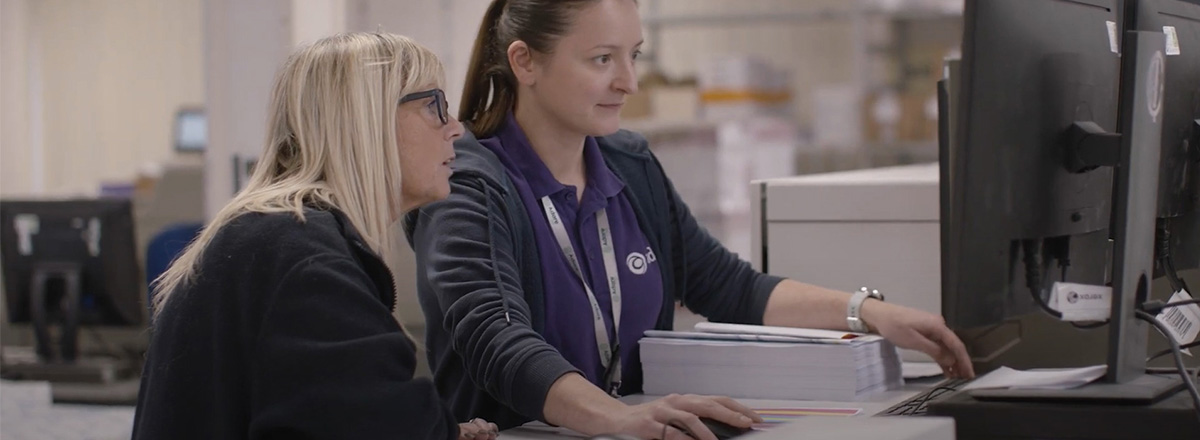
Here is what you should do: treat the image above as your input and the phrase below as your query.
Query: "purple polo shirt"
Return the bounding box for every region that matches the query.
[478,116,664,391]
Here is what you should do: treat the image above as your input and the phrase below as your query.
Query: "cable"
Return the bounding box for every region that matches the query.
[1135,310,1200,424]
[1157,221,1193,295]
[1146,367,1200,386]
[1023,239,1063,319]
[1022,238,1108,328]
[1146,367,1200,394]
[1148,339,1200,363]
[1046,236,1071,278]
[1049,238,1108,329]
[1165,257,1192,295]
[1140,299,1200,351]
[1140,299,1200,315]
[1070,320,1109,329]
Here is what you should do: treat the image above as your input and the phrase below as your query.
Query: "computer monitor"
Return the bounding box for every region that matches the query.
[934,0,1193,433]
[0,199,144,363]
[942,0,1121,332]
[174,107,206,153]
[1126,0,1200,286]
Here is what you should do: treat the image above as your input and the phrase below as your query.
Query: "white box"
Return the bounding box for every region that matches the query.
[642,119,800,258]
[752,163,941,362]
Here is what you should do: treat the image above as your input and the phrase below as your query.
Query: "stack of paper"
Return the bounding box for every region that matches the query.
[640,323,904,401]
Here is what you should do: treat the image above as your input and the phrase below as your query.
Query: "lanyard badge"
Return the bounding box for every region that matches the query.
[540,196,624,396]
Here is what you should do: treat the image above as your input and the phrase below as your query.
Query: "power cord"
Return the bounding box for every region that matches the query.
[1141,299,1200,314]
[1157,221,1193,295]
[1147,367,1200,386]
[1070,320,1110,329]
[1023,239,1063,319]
[1149,340,1200,363]
[1024,238,1110,328]
[1135,310,1200,424]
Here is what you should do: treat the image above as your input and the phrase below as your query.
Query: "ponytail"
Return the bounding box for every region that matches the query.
[459,0,513,137]
[458,0,599,138]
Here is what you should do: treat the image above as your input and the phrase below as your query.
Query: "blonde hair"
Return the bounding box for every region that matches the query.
[151,32,444,315]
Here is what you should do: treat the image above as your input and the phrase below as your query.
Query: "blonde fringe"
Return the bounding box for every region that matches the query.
[151,33,445,323]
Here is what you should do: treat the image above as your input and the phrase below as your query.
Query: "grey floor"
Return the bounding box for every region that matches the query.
[0,380,134,440]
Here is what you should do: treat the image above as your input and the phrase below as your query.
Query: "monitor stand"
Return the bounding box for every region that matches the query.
[2,261,138,384]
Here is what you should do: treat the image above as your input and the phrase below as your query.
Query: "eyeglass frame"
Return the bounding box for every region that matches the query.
[398,88,449,126]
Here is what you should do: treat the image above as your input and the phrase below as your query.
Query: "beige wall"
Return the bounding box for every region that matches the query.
[1,0,35,196]
[0,0,204,198]
[346,0,490,121]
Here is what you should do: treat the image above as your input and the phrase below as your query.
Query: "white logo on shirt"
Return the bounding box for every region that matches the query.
[627,253,647,275]
[626,247,657,275]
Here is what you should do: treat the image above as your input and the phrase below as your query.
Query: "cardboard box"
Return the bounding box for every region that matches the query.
[863,91,938,143]
[697,55,793,122]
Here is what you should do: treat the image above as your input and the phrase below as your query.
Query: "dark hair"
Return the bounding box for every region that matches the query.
[459,0,599,137]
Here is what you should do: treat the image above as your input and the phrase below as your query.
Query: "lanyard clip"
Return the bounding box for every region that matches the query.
[605,348,622,397]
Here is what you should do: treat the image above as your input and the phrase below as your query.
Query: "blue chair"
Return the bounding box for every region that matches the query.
[145,222,203,305]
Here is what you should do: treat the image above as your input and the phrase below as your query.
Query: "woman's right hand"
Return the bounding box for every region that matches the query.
[605,394,762,440]
[457,418,498,440]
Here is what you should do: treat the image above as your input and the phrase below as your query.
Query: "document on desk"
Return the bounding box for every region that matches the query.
[962,365,1107,391]
[693,322,873,341]
[640,324,903,401]
[901,362,945,379]
[644,330,865,345]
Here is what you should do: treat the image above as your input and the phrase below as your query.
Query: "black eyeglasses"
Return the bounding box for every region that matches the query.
[399,88,449,125]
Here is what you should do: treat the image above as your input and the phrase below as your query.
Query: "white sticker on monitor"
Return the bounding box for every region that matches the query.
[14,214,39,256]
[1107,21,1120,54]
[1164,26,1182,56]
[1156,289,1199,356]
[1050,282,1111,322]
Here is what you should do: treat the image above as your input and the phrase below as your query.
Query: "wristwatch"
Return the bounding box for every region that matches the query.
[847,287,885,333]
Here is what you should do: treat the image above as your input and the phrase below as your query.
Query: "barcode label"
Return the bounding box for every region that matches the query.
[1157,290,1200,354]
[1107,21,1120,54]
[1163,307,1193,337]
[1165,26,1182,56]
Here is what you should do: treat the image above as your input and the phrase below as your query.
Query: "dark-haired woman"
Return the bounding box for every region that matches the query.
[404,1,975,439]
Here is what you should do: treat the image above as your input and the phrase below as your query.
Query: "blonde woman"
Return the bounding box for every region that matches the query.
[132,33,497,440]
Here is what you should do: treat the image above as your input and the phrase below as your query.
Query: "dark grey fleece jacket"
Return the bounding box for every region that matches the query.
[134,208,458,440]
[404,129,785,430]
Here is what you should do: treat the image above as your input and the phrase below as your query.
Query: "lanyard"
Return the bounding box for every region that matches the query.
[539,195,623,396]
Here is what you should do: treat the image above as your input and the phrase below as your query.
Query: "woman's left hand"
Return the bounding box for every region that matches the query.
[861,300,976,379]
[458,418,499,440]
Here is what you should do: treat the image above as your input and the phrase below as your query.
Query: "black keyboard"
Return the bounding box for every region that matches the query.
[878,377,973,416]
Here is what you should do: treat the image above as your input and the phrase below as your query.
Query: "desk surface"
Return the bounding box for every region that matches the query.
[500,380,940,439]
